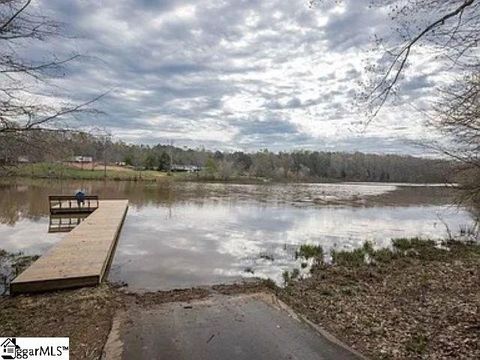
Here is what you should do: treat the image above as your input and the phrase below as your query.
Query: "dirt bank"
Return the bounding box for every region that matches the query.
[276,239,480,359]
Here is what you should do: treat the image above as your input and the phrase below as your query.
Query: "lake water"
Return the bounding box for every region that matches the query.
[0,179,476,290]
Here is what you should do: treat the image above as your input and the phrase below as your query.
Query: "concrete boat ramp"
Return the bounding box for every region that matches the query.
[103,292,363,360]
[10,199,128,294]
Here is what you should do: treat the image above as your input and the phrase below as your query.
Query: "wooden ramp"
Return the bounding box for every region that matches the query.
[10,200,128,295]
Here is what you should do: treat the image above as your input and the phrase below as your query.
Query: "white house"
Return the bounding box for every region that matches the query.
[171,164,201,172]
[73,156,93,163]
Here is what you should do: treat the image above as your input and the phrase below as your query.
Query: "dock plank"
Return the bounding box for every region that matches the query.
[10,200,128,294]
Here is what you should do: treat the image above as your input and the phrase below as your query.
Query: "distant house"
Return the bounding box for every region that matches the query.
[115,161,127,166]
[73,156,93,163]
[170,164,201,172]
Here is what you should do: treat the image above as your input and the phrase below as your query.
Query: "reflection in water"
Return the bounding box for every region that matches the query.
[0,217,63,256]
[0,178,475,290]
[0,178,459,225]
[109,203,473,291]
[48,214,88,233]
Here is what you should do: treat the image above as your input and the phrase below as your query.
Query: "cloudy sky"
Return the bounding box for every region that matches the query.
[31,0,446,155]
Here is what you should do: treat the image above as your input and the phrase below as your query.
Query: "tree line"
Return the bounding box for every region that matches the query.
[0,130,452,183]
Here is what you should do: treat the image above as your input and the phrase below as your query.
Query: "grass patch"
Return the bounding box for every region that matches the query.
[9,163,168,181]
[331,241,403,267]
[391,237,466,261]
[330,238,480,268]
[370,247,398,263]
[392,237,435,252]
[459,224,478,237]
[295,244,323,260]
[331,247,367,267]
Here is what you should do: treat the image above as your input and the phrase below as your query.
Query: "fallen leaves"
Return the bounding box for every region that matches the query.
[278,241,480,359]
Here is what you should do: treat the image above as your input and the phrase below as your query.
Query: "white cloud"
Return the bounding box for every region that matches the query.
[32,0,448,155]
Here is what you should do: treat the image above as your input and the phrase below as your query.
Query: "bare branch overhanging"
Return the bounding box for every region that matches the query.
[0,0,101,136]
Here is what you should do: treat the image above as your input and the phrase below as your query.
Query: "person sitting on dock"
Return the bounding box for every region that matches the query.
[75,190,86,207]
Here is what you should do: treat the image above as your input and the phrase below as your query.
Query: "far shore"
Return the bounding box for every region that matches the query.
[2,162,454,186]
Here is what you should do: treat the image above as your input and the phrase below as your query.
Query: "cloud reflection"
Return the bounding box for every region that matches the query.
[110,202,472,290]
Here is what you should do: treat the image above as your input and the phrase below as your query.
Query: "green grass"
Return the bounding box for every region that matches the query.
[331,240,405,267]
[9,163,168,181]
[370,247,398,263]
[295,244,323,260]
[268,238,480,294]
[330,237,480,268]
[331,247,367,267]
[392,237,451,261]
[392,237,435,252]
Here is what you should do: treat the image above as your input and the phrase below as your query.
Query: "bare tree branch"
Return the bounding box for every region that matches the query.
[0,0,104,168]
[356,0,476,120]
[0,0,31,32]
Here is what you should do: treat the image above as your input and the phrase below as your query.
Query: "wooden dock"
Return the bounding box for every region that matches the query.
[10,200,128,294]
[49,195,99,215]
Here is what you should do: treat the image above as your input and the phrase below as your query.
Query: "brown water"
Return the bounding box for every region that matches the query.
[0,178,475,290]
